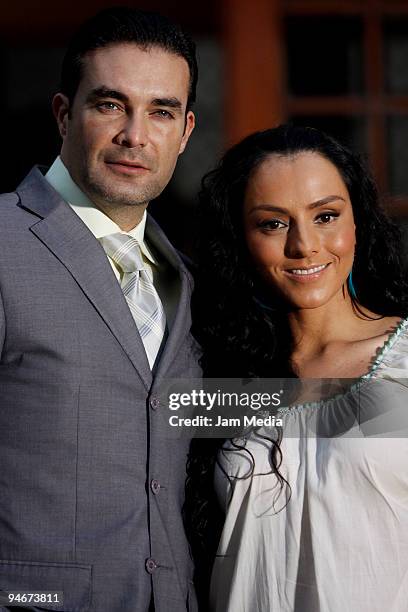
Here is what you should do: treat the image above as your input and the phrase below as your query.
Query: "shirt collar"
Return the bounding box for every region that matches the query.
[45,156,157,264]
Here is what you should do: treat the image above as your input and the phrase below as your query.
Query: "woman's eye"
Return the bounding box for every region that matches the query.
[316,213,339,224]
[258,219,287,230]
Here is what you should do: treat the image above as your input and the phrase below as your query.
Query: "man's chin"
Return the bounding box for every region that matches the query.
[87,182,156,208]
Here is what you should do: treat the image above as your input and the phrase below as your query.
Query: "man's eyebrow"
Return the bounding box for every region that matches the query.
[248,195,346,215]
[86,87,129,104]
[151,97,183,111]
[85,89,183,112]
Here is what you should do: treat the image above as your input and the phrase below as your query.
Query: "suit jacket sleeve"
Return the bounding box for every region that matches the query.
[0,284,5,355]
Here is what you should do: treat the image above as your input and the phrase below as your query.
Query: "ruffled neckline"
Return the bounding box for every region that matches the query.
[277,316,408,415]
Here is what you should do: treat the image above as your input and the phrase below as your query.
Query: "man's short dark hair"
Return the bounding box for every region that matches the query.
[61,7,198,110]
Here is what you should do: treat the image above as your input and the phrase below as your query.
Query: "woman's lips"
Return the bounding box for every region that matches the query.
[283,263,330,282]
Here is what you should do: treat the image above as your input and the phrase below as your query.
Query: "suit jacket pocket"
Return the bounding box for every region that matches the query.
[0,559,91,611]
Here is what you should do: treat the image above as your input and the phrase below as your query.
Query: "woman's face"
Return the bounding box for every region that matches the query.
[243,151,356,310]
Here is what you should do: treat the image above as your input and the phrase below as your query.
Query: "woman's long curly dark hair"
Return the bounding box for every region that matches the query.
[184,125,408,605]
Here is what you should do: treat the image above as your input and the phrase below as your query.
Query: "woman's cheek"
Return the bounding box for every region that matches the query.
[326,226,356,257]
[247,234,282,269]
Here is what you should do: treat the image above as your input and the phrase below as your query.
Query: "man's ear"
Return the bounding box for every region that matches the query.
[52,93,71,139]
[179,110,195,155]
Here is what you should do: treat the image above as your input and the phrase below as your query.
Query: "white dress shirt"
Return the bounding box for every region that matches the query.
[45,157,178,328]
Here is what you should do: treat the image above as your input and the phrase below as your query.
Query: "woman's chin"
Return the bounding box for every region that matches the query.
[281,289,335,311]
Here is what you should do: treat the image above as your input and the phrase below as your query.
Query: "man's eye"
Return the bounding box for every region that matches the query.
[316,213,339,224]
[97,102,121,112]
[153,110,174,119]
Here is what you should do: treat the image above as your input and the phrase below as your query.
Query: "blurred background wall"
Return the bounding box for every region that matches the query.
[2,0,408,252]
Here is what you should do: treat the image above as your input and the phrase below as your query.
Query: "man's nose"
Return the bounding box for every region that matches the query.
[284,223,320,259]
[115,112,148,148]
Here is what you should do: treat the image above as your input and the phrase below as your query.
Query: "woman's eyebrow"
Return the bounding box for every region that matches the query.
[248,195,346,215]
[308,195,346,209]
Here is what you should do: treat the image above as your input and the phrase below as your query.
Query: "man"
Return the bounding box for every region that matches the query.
[0,8,201,612]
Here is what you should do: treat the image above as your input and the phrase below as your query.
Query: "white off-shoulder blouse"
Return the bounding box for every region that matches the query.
[211,318,408,612]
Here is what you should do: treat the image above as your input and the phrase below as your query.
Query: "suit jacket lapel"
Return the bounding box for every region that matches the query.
[145,214,194,384]
[17,168,152,389]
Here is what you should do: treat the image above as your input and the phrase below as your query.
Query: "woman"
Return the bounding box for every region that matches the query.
[187,125,408,611]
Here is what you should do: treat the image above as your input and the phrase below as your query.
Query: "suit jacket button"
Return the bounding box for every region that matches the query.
[150,479,161,494]
[145,558,158,574]
[150,396,160,410]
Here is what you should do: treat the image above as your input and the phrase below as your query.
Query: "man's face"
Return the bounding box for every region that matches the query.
[54,43,195,211]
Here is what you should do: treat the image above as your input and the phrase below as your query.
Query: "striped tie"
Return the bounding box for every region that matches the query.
[100,233,166,368]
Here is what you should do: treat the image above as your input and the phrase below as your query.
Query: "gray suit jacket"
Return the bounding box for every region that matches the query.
[0,168,201,612]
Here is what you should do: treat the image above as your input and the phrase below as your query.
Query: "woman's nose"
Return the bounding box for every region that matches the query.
[284,223,320,259]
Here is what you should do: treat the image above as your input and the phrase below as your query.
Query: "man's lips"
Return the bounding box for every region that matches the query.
[105,160,150,174]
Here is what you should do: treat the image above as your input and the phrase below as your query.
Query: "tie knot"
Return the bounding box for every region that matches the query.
[99,233,144,273]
